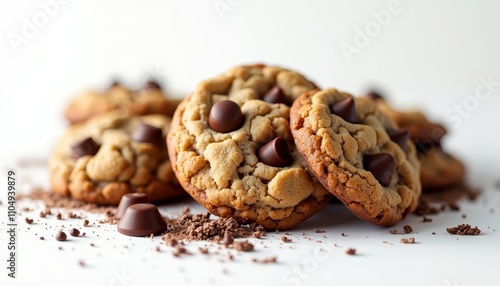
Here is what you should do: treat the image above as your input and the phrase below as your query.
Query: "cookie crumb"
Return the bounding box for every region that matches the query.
[56,213,62,220]
[446,224,481,235]
[389,229,397,234]
[233,240,254,252]
[432,232,436,235]
[25,217,34,224]
[252,256,277,264]
[39,211,46,218]
[461,214,467,218]
[83,219,89,226]
[222,231,234,247]
[314,229,326,233]
[182,206,190,214]
[198,247,209,254]
[403,225,413,234]
[281,236,292,243]
[39,236,44,240]
[422,216,432,223]
[78,260,85,267]
[341,232,347,237]
[400,237,416,244]
[345,248,356,255]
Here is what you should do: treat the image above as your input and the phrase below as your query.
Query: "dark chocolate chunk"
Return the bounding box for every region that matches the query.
[387,129,409,152]
[258,137,291,167]
[117,203,167,237]
[115,193,149,220]
[208,100,244,133]
[143,80,161,90]
[55,231,67,241]
[69,228,80,237]
[363,153,396,187]
[263,86,288,105]
[132,123,163,145]
[330,98,358,124]
[71,137,100,158]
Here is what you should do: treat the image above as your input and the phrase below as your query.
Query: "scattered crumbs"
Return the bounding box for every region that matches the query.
[81,232,86,237]
[39,236,44,240]
[400,237,416,244]
[198,247,209,254]
[78,260,85,267]
[389,229,397,234]
[83,219,89,227]
[233,240,254,252]
[155,246,161,252]
[252,257,277,264]
[165,238,178,247]
[172,245,191,257]
[345,248,356,255]
[403,225,413,234]
[446,224,481,235]
[58,246,63,250]
[285,232,291,235]
[25,217,34,224]
[341,233,347,237]
[314,229,326,233]
[90,243,95,247]
[461,214,467,219]
[281,236,292,243]
[422,216,432,223]
[56,213,62,220]
[222,231,234,247]
[67,212,78,219]
[432,232,436,235]
[39,211,46,218]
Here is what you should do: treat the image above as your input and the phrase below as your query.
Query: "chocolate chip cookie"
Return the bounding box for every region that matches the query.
[65,80,181,124]
[167,64,331,230]
[370,93,465,189]
[291,89,421,226]
[50,111,185,205]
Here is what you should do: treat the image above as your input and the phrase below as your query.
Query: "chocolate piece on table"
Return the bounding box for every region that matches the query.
[258,137,291,167]
[117,203,167,236]
[208,100,244,133]
[330,98,358,124]
[363,153,396,187]
[71,137,100,158]
[55,231,67,241]
[115,193,149,220]
[69,228,80,237]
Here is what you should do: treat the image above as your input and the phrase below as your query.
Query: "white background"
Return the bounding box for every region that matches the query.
[1,1,500,285]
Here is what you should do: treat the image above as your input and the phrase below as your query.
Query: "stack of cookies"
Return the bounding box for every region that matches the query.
[50,65,465,230]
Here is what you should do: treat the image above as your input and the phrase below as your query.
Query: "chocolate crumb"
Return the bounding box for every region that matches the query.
[90,243,95,247]
[78,260,85,267]
[165,238,178,247]
[314,229,326,233]
[56,213,62,220]
[198,247,209,254]
[422,216,432,223]
[182,206,190,214]
[281,236,292,243]
[403,225,413,234]
[233,240,254,252]
[155,246,161,252]
[70,228,80,237]
[81,232,86,237]
[341,233,347,237]
[389,229,397,234]
[25,217,34,224]
[400,237,416,244]
[432,232,436,235]
[39,211,46,218]
[68,212,78,219]
[55,231,67,241]
[446,224,481,235]
[83,219,89,227]
[252,257,277,264]
[461,214,467,218]
[39,236,44,240]
[222,231,234,247]
[345,248,356,255]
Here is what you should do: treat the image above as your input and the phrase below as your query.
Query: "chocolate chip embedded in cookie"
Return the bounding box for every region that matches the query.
[50,111,185,205]
[64,80,181,124]
[290,89,421,226]
[167,64,331,230]
[372,95,465,189]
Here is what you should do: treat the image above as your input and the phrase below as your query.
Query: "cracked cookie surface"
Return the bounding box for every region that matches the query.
[50,111,185,205]
[167,64,331,230]
[65,82,180,124]
[375,99,465,189]
[291,89,421,226]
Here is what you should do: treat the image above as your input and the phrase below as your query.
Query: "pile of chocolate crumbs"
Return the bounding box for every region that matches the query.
[446,224,481,235]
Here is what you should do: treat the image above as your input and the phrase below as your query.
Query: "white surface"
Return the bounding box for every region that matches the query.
[1,0,500,285]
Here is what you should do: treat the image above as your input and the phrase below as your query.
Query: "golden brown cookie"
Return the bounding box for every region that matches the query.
[290,89,421,226]
[372,95,465,189]
[65,80,181,124]
[50,111,185,205]
[167,64,331,230]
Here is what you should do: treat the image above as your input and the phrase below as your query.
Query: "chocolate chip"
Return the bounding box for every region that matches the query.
[366,91,383,100]
[263,86,288,105]
[387,129,409,152]
[330,98,358,124]
[363,153,396,187]
[115,193,149,220]
[55,231,67,241]
[132,123,163,145]
[258,137,291,167]
[70,228,80,237]
[143,80,161,90]
[71,137,100,158]
[208,100,244,133]
[117,203,167,237]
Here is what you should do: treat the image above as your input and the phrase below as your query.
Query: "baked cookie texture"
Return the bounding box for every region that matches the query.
[375,98,465,189]
[65,82,181,124]
[167,64,331,230]
[290,89,421,226]
[50,111,185,205]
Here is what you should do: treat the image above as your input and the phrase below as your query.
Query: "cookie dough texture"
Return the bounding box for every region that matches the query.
[291,89,421,226]
[50,111,185,205]
[65,84,180,124]
[168,64,331,230]
[376,100,465,189]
